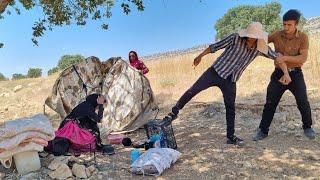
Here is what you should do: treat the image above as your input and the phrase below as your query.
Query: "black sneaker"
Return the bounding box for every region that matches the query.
[227,136,245,146]
[167,112,177,120]
[304,128,316,139]
[167,106,179,120]
[252,130,268,141]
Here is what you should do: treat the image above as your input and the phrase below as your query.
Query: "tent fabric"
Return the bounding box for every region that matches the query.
[45,56,158,140]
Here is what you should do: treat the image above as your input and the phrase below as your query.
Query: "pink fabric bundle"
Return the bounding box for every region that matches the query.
[55,121,96,152]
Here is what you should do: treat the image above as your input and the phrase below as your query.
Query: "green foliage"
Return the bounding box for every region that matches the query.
[47,66,59,76]
[1,0,145,46]
[215,2,282,40]
[12,73,26,80]
[57,54,85,70]
[0,72,7,81]
[27,68,42,78]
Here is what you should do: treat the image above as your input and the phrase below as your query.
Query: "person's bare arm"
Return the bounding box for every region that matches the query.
[276,49,308,65]
[277,62,291,85]
[193,33,236,67]
[260,47,291,85]
[193,47,211,66]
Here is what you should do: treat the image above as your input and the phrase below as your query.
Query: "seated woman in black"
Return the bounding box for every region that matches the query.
[59,93,106,149]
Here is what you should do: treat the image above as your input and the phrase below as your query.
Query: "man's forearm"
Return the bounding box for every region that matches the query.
[278,62,289,75]
[284,54,307,64]
[198,47,212,58]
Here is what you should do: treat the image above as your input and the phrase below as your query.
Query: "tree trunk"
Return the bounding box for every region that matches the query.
[0,0,14,14]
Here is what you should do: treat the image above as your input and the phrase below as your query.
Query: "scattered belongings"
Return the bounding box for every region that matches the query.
[144,116,177,149]
[0,114,55,174]
[122,137,133,147]
[101,144,115,155]
[131,148,141,163]
[13,150,40,175]
[107,134,126,145]
[131,148,181,176]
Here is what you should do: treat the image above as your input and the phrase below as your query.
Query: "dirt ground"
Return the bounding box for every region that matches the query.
[1,97,320,180]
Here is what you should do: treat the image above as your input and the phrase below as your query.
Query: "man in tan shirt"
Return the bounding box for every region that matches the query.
[253,9,316,140]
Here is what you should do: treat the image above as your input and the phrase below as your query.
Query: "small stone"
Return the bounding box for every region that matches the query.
[276,167,283,173]
[0,172,5,180]
[221,174,234,179]
[97,174,103,180]
[0,93,9,97]
[48,160,63,171]
[86,168,91,178]
[239,171,250,177]
[13,85,23,92]
[308,154,320,161]
[69,156,83,164]
[19,172,38,180]
[48,156,70,170]
[49,164,72,179]
[88,165,97,173]
[72,163,87,179]
[281,128,288,133]
[243,162,253,168]
[189,133,201,137]
[288,124,295,131]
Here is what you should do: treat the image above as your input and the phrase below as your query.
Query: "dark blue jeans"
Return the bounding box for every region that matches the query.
[173,67,237,138]
[259,68,313,134]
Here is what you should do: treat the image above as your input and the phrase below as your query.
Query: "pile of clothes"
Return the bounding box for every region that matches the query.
[0,114,55,169]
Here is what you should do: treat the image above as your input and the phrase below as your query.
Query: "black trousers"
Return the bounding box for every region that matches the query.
[173,67,237,138]
[259,68,313,134]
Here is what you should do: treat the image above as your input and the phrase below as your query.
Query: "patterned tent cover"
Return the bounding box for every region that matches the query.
[45,57,159,139]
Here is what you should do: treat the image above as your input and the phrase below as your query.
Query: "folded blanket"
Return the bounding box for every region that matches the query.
[0,131,53,150]
[0,114,55,140]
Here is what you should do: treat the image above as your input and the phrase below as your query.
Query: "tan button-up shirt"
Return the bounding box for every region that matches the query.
[268,30,309,68]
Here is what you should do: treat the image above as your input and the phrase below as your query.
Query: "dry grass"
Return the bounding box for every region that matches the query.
[0,74,59,123]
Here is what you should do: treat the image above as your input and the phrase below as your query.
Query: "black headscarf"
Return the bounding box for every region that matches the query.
[85,93,100,108]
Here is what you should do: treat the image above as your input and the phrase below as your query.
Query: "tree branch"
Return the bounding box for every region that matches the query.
[0,0,14,14]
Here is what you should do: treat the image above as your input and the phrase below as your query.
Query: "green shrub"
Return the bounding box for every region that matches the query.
[27,68,42,78]
[57,55,85,70]
[48,67,59,76]
[12,74,26,80]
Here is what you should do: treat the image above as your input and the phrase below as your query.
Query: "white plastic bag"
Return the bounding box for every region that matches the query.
[131,148,181,176]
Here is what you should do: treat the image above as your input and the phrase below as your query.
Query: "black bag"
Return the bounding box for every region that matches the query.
[45,137,71,156]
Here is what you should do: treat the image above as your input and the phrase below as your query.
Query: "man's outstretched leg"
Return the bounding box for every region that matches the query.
[169,67,220,119]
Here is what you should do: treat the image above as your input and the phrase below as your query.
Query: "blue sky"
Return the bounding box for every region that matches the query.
[0,0,319,77]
